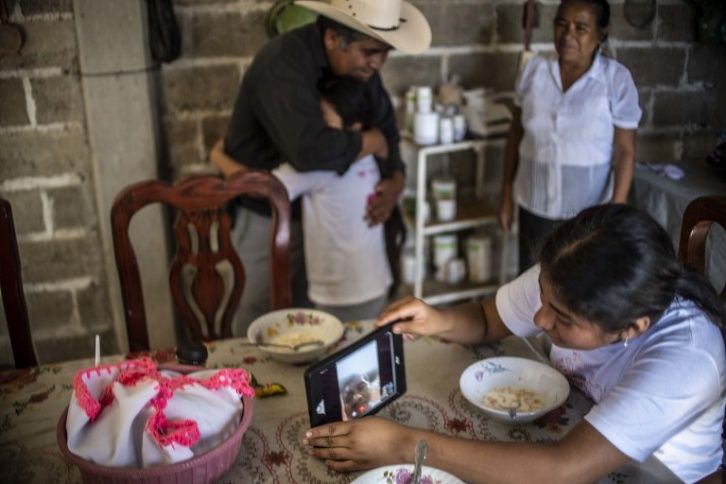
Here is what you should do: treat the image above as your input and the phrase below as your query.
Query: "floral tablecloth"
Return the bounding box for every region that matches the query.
[0,320,678,483]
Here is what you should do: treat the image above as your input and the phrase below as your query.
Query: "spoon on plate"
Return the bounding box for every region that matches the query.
[242,339,325,351]
[412,439,428,484]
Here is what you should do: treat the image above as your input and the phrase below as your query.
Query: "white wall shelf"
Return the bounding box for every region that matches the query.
[402,128,510,306]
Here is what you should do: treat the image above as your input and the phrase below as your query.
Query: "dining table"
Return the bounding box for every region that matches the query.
[0,318,682,483]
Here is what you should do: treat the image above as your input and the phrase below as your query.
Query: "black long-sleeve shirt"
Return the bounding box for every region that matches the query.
[224,23,403,179]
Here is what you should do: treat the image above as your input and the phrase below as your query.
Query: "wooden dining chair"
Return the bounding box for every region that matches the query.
[679,195,726,484]
[0,197,38,368]
[678,195,726,301]
[111,171,292,352]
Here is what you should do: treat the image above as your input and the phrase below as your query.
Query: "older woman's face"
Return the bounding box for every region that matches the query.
[554,2,605,67]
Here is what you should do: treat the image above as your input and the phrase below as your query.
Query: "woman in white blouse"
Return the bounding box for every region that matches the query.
[499,0,641,273]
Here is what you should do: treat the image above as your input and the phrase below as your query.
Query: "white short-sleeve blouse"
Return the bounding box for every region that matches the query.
[496,265,726,482]
[513,53,641,219]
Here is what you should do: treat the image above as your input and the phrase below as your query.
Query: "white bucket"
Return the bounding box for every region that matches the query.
[466,236,492,283]
[433,234,458,281]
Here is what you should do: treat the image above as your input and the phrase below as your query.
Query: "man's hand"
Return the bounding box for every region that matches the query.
[365,170,404,226]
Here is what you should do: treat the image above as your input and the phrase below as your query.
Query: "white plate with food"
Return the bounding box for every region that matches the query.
[352,464,464,484]
[246,308,344,364]
[459,356,569,423]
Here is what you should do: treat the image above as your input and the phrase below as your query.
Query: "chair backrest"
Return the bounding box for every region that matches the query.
[679,196,726,483]
[0,198,38,368]
[678,195,726,301]
[111,171,292,352]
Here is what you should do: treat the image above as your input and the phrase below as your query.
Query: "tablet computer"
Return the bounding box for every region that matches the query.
[304,324,405,426]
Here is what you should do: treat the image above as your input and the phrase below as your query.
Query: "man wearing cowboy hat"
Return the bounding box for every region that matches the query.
[219,0,431,335]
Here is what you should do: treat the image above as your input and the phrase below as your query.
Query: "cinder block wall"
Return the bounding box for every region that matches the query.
[0,0,116,366]
[1,0,724,364]
[161,0,726,176]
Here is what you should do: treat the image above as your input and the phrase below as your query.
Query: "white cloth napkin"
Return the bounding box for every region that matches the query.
[65,358,254,468]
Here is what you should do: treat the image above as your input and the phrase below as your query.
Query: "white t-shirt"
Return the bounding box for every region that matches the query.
[514,53,642,219]
[496,265,726,482]
[273,155,392,305]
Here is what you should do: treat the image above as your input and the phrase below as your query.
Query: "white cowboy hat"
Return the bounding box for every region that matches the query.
[295,0,432,55]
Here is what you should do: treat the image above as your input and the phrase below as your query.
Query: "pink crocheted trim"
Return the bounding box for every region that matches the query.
[72,357,158,420]
[146,411,200,447]
[200,368,256,398]
[72,358,254,448]
[144,367,254,448]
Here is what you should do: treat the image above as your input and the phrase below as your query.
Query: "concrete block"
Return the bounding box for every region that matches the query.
[31,75,84,124]
[682,130,720,161]
[162,64,240,114]
[163,118,200,170]
[0,78,30,127]
[609,3,654,42]
[77,281,112,328]
[0,189,44,234]
[635,132,679,163]
[48,185,94,230]
[448,150,478,193]
[201,115,231,153]
[18,236,103,282]
[19,0,73,15]
[496,2,557,45]
[0,128,89,179]
[615,47,685,88]
[177,163,217,179]
[188,10,267,58]
[485,144,505,184]
[25,291,74,332]
[419,2,494,47]
[652,90,708,128]
[0,19,77,71]
[657,3,696,42]
[381,56,441,97]
[703,87,723,130]
[174,0,236,5]
[688,44,726,86]
[33,326,117,364]
[638,89,652,127]
[449,52,519,92]
[74,0,149,74]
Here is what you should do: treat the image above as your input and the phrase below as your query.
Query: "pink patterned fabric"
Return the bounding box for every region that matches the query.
[72,358,158,421]
[66,358,254,466]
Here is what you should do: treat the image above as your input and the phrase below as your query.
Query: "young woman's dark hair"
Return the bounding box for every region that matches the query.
[538,203,724,333]
[318,77,370,127]
[557,0,610,42]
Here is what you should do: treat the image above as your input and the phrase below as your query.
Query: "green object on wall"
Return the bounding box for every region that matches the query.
[265,1,317,38]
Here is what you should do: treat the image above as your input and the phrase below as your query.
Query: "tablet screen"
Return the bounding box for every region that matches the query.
[305,326,404,426]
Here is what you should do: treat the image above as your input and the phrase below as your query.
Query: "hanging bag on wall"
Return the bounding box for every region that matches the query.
[0,0,24,57]
[146,0,181,63]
